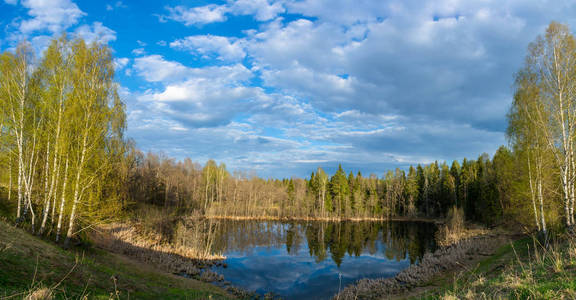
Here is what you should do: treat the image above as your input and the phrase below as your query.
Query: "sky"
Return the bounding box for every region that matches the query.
[1,0,576,178]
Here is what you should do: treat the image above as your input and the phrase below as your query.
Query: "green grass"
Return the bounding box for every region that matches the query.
[0,219,233,299]
[418,235,576,299]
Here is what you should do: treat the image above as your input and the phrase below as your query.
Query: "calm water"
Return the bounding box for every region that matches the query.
[210,220,437,299]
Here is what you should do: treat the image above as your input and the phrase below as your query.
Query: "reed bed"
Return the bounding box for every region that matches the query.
[334,233,506,299]
[92,220,224,277]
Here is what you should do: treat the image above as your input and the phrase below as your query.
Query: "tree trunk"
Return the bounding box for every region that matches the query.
[536,156,547,235]
[56,157,69,242]
[39,142,51,234]
[8,158,12,204]
[527,154,541,231]
[65,132,88,246]
[43,102,63,234]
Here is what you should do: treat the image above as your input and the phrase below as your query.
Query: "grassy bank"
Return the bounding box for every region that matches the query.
[399,233,575,300]
[429,235,576,299]
[0,218,233,299]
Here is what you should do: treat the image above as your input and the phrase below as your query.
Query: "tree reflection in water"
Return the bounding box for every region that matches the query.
[209,221,436,299]
[212,221,436,265]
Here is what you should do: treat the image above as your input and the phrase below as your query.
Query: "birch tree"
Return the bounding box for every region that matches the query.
[511,22,576,228]
[64,40,120,246]
[37,37,72,234]
[0,44,39,224]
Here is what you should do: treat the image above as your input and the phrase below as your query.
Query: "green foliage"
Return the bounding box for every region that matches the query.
[0,36,129,241]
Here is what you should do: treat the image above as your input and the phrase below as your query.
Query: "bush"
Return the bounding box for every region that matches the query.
[132,204,177,242]
[436,206,466,247]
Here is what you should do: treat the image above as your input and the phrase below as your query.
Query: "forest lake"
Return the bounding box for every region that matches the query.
[206,220,438,299]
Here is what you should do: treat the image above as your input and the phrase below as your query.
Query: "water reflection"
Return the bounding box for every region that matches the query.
[210,221,436,299]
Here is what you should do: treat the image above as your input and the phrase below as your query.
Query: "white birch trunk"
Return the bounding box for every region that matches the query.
[65,132,88,245]
[56,156,69,242]
[536,155,547,234]
[527,154,541,231]
[39,142,51,234]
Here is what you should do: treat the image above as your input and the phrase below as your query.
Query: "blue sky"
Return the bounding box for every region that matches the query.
[2,0,576,178]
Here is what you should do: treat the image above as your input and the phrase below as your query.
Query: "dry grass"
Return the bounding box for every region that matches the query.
[24,287,53,300]
[92,221,224,277]
[173,219,222,260]
[436,206,487,247]
[334,232,507,299]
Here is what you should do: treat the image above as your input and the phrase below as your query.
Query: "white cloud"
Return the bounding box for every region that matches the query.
[134,55,252,83]
[144,79,261,127]
[260,63,358,108]
[133,55,190,82]
[18,0,85,34]
[162,4,228,26]
[249,19,347,71]
[235,0,576,134]
[131,48,145,55]
[106,1,126,11]
[162,0,285,26]
[133,55,258,128]
[170,35,246,61]
[74,22,116,44]
[228,0,285,21]
[114,57,129,71]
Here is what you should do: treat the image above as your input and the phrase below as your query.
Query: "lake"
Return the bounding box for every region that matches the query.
[210,220,437,299]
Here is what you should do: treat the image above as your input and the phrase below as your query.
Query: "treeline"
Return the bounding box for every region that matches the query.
[0,37,129,245]
[127,150,515,225]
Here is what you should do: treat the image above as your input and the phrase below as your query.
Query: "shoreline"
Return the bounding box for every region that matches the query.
[334,231,514,299]
[201,215,444,223]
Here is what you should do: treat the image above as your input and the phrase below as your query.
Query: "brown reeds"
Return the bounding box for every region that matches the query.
[435,206,488,247]
[92,221,224,277]
[334,233,505,299]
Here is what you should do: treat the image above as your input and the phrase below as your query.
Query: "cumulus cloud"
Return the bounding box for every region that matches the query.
[113,57,129,71]
[18,0,85,34]
[133,55,190,82]
[2,0,118,56]
[236,0,576,134]
[161,4,228,26]
[133,55,260,128]
[229,0,285,21]
[170,35,246,61]
[162,0,285,26]
[134,55,252,83]
[74,22,116,44]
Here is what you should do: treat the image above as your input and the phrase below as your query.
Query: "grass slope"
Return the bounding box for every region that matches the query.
[0,219,233,299]
[418,236,576,299]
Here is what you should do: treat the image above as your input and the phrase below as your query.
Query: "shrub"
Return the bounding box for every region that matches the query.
[436,206,466,247]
